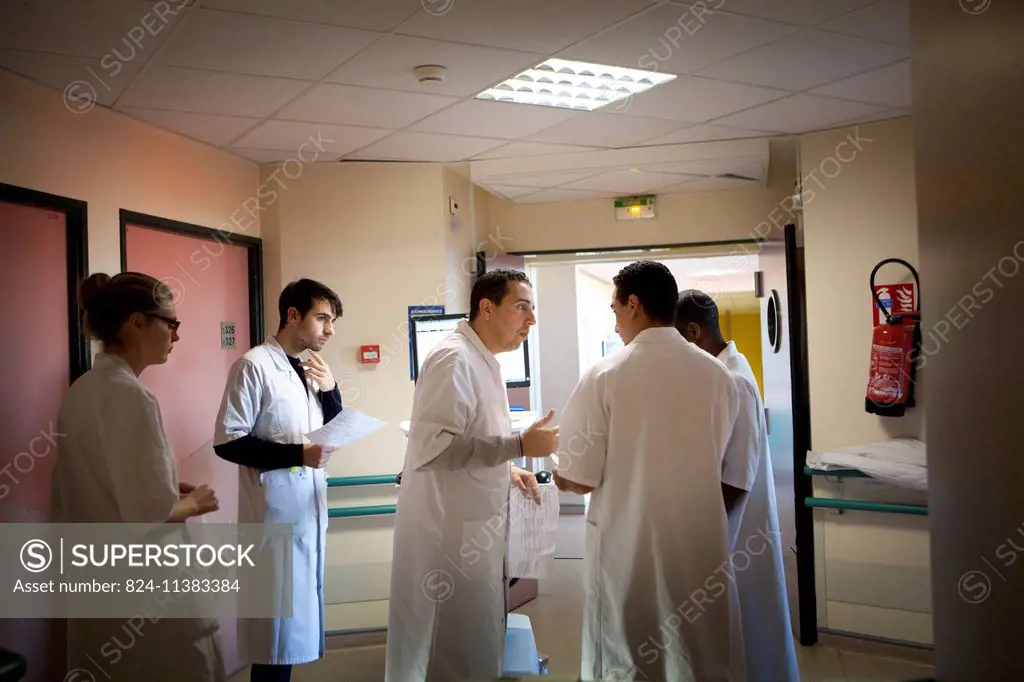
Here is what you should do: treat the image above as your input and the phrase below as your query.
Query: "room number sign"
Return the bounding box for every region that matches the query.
[221,321,237,349]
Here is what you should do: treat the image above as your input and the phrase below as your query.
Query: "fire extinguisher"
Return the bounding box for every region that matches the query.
[865,258,921,417]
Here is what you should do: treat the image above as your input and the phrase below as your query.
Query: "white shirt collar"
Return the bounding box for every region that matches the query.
[93,351,136,377]
[266,335,296,372]
[717,340,740,362]
[456,320,502,375]
[631,326,682,345]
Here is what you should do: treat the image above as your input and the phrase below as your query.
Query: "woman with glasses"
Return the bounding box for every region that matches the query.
[51,271,226,682]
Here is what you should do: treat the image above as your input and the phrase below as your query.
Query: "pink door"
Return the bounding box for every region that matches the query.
[0,197,80,682]
[123,218,258,676]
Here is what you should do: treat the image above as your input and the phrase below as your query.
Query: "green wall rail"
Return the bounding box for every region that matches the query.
[804,465,870,478]
[327,474,399,488]
[805,496,928,516]
[328,505,397,518]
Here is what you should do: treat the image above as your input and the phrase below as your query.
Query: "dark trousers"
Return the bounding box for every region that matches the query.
[250,663,292,682]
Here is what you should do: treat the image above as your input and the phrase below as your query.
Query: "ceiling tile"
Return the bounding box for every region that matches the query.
[0,49,143,108]
[660,176,763,192]
[118,108,261,146]
[347,131,508,162]
[515,187,614,204]
[471,141,604,160]
[155,9,379,80]
[706,0,879,27]
[0,0,189,59]
[276,83,457,128]
[394,0,654,54]
[527,112,686,148]
[409,100,580,140]
[229,148,296,163]
[638,123,773,145]
[638,156,766,178]
[834,107,911,126]
[117,65,311,117]
[563,169,686,194]
[326,35,540,98]
[710,93,886,133]
[201,0,421,32]
[561,5,801,75]
[810,59,911,108]
[611,75,789,122]
[820,0,910,47]
[482,169,607,188]
[695,30,909,91]
[230,121,392,157]
[484,184,548,199]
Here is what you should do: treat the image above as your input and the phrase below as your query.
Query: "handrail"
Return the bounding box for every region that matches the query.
[328,505,397,518]
[804,465,870,478]
[327,475,399,488]
[805,496,927,516]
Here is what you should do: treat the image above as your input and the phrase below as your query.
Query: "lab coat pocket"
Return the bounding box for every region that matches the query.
[460,519,502,582]
[260,469,307,527]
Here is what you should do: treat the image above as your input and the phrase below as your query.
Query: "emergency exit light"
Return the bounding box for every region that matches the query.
[614,195,655,221]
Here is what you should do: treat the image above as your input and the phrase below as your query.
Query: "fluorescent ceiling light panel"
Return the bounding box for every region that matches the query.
[475,58,676,111]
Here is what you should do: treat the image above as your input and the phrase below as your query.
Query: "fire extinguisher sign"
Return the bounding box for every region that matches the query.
[873,282,917,326]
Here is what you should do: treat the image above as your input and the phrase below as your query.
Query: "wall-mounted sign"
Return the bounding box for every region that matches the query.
[408,306,445,379]
[873,282,917,327]
[221,321,237,349]
[614,195,656,220]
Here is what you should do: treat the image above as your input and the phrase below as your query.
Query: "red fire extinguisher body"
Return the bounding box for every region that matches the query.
[865,258,921,417]
[866,321,916,415]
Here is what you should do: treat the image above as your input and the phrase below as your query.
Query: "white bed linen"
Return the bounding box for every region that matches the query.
[806,438,927,491]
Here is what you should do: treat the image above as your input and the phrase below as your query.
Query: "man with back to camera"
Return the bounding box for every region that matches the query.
[385,268,560,682]
[552,261,746,682]
[676,288,799,682]
[213,278,344,682]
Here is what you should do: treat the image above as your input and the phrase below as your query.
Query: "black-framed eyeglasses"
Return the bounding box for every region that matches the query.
[148,314,181,332]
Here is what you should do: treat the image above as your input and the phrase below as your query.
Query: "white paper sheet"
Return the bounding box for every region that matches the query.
[306,410,386,448]
[507,483,560,580]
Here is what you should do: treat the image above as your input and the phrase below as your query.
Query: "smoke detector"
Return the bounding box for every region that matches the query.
[413,65,447,84]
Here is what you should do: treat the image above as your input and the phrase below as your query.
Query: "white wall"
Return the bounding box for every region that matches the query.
[486,140,796,253]
[801,116,931,645]
[442,164,477,315]
[576,269,617,376]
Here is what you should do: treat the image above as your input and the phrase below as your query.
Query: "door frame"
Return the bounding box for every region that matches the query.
[0,182,90,382]
[782,223,817,645]
[119,210,265,348]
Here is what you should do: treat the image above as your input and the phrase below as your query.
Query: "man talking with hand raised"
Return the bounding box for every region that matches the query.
[386,268,559,682]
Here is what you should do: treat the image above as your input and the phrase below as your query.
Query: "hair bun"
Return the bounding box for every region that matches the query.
[78,272,112,309]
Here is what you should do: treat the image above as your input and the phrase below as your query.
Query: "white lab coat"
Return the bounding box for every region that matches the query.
[556,327,746,682]
[51,352,225,682]
[385,320,520,682]
[718,342,799,682]
[214,336,328,666]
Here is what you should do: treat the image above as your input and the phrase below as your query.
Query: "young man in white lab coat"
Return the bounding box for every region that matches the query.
[553,261,746,682]
[213,278,344,682]
[385,268,560,682]
[676,289,799,682]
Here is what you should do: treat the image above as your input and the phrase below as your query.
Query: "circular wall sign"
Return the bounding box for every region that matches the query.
[766,290,782,353]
